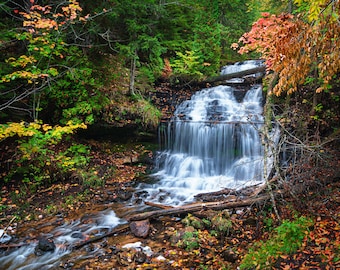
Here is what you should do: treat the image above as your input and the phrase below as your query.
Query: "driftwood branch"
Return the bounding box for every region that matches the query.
[127,193,272,221]
[204,66,266,84]
[72,224,130,250]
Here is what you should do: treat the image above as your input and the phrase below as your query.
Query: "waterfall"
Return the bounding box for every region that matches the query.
[142,61,267,205]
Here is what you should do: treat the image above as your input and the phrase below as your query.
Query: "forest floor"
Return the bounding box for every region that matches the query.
[0,136,340,269]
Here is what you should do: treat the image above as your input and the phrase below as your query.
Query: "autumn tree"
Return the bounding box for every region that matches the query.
[0,0,97,187]
[0,0,104,124]
[234,0,340,134]
[236,1,340,95]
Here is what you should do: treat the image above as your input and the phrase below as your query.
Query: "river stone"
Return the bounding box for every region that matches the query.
[117,189,133,201]
[130,219,150,238]
[71,232,83,239]
[34,237,56,256]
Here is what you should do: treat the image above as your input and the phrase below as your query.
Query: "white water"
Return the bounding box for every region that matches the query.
[141,61,268,205]
[0,210,124,270]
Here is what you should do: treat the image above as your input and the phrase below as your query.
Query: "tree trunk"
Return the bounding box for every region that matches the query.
[129,52,137,96]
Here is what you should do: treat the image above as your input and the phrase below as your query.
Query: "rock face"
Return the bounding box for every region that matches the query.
[34,237,56,256]
[129,219,150,238]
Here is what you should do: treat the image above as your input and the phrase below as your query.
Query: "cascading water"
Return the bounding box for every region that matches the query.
[142,60,267,205]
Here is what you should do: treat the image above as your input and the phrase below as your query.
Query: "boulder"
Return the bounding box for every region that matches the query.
[129,219,150,238]
[34,237,56,256]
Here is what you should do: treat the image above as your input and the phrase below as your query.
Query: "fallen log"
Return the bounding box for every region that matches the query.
[144,201,174,209]
[204,66,266,84]
[127,193,271,221]
[194,188,237,202]
[72,224,130,250]
[194,184,263,202]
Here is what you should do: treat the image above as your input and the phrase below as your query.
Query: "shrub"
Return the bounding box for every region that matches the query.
[0,120,88,188]
[240,216,313,269]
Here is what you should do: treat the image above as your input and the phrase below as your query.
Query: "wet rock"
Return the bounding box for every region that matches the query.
[159,195,167,202]
[109,245,120,255]
[71,232,83,239]
[60,261,75,269]
[34,237,56,256]
[117,189,133,201]
[133,190,149,204]
[133,198,143,204]
[130,219,150,238]
[135,190,149,197]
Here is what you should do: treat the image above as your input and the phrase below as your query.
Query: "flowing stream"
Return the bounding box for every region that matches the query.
[0,210,125,270]
[0,60,270,269]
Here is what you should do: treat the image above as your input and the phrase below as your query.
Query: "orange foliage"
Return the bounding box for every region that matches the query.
[21,0,84,33]
[235,3,340,96]
[161,58,173,79]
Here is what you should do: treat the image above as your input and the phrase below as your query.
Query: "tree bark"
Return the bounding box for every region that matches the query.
[144,201,174,209]
[204,66,266,84]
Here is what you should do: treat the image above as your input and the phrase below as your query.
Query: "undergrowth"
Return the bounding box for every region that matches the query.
[240,216,313,269]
